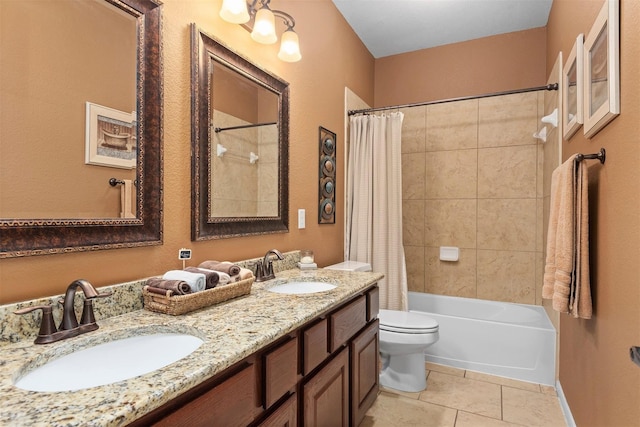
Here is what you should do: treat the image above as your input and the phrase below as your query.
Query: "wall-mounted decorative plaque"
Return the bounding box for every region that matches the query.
[318,127,336,224]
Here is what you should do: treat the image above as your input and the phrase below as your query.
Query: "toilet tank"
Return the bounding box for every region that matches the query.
[324,261,372,272]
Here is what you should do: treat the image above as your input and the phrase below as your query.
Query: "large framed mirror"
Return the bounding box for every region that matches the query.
[0,0,163,258]
[191,25,289,240]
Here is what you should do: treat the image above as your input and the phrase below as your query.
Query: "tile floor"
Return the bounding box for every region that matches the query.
[361,363,567,427]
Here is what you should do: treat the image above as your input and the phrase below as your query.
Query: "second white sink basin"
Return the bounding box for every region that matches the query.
[267,281,337,295]
[14,333,204,392]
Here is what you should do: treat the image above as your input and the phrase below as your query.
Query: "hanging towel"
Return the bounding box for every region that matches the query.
[162,270,206,293]
[120,179,136,218]
[145,277,192,295]
[542,155,593,319]
[198,260,241,276]
[184,267,220,289]
[570,161,592,319]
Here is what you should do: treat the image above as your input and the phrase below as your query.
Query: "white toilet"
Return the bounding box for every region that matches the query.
[324,261,439,392]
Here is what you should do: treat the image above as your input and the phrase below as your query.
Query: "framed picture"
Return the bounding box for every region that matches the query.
[562,34,584,140]
[583,0,619,138]
[85,102,137,168]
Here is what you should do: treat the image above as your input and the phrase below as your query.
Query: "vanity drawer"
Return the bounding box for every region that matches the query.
[329,295,367,352]
[366,286,380,321]
[151,362,260,427]
[303,318,329,375]
[257,393,297,427]
[264,336,299,409]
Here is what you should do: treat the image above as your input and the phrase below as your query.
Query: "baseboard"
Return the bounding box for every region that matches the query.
[556,380,576,427]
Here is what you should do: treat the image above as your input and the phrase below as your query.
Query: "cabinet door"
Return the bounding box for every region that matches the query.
[257,394,297,427]
[351,319,379,426]
[303,347,349,427]
[264,336,299,409]
[303,318,329,375]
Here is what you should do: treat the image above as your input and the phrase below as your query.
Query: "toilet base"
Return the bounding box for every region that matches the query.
[379,352,427,392]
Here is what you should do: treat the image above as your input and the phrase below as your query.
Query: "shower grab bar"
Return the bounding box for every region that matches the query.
[575,148,606,164]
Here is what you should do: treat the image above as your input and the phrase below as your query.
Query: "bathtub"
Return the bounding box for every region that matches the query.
[408,291,556,386]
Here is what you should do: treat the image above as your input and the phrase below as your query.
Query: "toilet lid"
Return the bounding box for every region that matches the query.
[378,309,438,334]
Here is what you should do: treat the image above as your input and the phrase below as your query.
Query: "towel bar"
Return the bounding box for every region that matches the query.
[575,148,606,164]
[109,178,138,187]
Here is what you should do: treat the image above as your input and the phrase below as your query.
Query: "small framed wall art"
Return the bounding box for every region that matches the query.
[562,34,584,140]
[85,102,137,168]
[583,0,619,138]
[318,126,336,224]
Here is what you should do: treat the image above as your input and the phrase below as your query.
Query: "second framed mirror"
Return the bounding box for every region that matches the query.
[191,25,289,240]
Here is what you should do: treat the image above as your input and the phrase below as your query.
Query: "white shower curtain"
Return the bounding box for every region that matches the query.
[346,112,408,311]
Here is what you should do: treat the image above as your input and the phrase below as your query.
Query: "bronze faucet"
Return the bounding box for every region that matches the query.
[254,249,284,282]
[14,279,111,344]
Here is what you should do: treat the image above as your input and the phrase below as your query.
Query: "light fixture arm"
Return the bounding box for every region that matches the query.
[246,0,295,29]
[271,9,295,30]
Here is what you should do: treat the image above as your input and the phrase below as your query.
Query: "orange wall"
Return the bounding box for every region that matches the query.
[547,1,640,425]
[0,0,137,219]
[374,27,547,107]
[0,0,374,303]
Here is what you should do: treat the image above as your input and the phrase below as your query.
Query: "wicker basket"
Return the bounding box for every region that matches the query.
[142,277,254,315]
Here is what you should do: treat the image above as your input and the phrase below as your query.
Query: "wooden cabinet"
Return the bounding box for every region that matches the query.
[147,361,261,427]
[329,295,367,352]
[257,394,297,427]
[302,347,349,427]
[350,319,380,426]
[130,284,379,427]
[302,318,329,375]
[264,336,299,409]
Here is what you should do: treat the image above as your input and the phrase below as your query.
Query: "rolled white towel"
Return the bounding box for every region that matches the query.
[162,270,206,293]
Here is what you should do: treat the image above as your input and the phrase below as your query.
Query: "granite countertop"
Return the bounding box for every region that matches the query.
[0,268,383,426]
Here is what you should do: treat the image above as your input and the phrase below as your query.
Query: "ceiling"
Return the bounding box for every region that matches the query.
[331,0,553,58]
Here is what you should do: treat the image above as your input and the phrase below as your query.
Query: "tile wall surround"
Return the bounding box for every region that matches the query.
[0,251,301,344]
[211,110,279,217]
[402,92,545,305]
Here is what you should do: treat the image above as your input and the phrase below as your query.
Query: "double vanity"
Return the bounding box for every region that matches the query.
[0,263,383,426]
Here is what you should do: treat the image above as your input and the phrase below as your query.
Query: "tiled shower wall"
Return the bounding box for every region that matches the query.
[402,92,546,305]
[212,110,278,217]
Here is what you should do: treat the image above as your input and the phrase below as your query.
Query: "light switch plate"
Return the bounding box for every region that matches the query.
[298,209,305,229]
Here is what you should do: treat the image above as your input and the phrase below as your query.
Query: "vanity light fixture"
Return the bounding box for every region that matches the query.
[219,0,302,62]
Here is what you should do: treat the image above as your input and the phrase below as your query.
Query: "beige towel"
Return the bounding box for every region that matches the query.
[233,267,255,282]
[571,161,592,319]
[543,156,575,313]
[542,155,593,319]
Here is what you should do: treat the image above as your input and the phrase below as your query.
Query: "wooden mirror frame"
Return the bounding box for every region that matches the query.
[0,0,163,259]
[191,25,289,240]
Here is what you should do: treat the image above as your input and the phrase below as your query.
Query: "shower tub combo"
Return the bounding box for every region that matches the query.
[408,291,556,386]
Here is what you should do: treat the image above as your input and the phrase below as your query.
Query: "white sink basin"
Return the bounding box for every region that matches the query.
[14,333,204,392]
[267,281,337,295]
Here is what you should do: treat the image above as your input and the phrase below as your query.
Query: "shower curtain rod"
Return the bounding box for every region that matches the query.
[347,83,558,116]
[214,121,277,133]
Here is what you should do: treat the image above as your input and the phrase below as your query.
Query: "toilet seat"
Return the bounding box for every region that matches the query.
[379,309,439,334]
